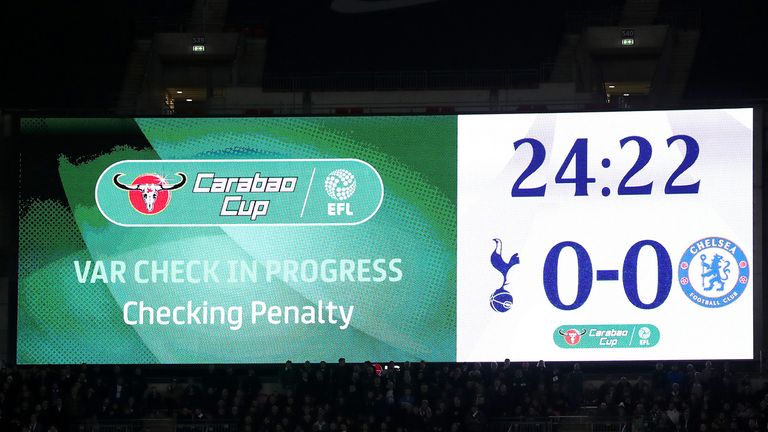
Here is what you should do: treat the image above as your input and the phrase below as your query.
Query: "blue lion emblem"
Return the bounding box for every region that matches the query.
[700,254,730,291]
[679,237,749,308]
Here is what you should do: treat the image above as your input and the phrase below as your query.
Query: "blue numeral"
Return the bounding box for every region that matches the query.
[618,136,653,195]
[543,241,593,310]
[554,138,596,196]
[511,138,547,197]
[544,240,672,311]
[511,134,700,198]
[622,240,671,309]
[665,134,701,194]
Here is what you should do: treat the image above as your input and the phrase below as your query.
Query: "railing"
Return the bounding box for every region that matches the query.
[9,98,768,118]
[563,7,623,31]
[488,420,553,432]
[80,418,625,432]
[261,69,547,92]
[177,422,237,432]
[655,4,701,29]
[76,419,239,432]
[489,416,627,432]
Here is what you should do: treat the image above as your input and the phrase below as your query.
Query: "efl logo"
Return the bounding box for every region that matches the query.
[325,169,356,216]
[113,172,187,215]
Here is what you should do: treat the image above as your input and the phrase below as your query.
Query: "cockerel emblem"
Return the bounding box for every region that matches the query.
[489,238,520,312]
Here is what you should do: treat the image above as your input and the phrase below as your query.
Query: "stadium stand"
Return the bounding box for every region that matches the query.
[2,2,768,432]
[0,360,766,431]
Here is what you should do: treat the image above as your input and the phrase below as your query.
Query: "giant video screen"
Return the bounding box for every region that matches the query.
[16,109,755,363]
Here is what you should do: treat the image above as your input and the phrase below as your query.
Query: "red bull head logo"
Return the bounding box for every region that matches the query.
[113,172,187,214]
[558,328,587,346]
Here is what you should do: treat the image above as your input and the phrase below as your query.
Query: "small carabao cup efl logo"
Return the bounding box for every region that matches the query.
[679,237,749,308]
[558,328,586,346]
[112,172,187,215]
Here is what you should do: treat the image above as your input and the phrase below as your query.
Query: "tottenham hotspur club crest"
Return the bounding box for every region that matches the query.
[489,238,520,312]
[679,237,749,308]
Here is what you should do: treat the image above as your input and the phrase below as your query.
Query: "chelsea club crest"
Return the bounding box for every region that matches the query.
[678,237,749,308]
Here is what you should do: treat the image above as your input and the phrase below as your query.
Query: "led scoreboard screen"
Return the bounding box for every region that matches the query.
[15,109,756,364]
[457,109,755,361]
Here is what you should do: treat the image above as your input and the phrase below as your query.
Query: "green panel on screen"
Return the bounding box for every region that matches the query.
[17,116,458,364]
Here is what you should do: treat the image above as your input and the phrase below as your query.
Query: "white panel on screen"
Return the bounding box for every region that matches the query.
[457,108,754,361]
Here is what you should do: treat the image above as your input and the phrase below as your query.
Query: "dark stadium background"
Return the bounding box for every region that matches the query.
[2,0,767,109]
[1,1,768,431]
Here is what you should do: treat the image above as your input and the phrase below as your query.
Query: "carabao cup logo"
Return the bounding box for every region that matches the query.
[325,169,356,201]
[112,172,187,215]
[678,237,749,308]
[558,328,586,346]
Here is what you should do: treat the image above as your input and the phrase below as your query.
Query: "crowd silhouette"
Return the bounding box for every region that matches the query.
[1,359,766,432]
